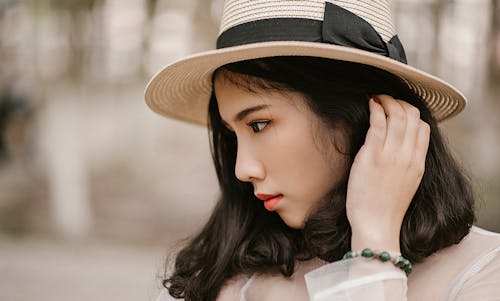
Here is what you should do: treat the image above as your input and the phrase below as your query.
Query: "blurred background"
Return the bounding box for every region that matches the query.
[0,0,499,300]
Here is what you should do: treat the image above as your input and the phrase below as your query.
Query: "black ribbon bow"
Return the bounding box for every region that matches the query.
[322,2,407,63]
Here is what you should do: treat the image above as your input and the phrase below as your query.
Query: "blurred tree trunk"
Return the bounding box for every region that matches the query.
[190,0,218,52]
[430,0,453,75]
[53,0,99,81]
[141,0,158,75]
[489,0,500,95]
[32,0,101,239]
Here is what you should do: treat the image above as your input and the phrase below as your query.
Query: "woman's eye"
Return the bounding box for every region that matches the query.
[248,120,270,133]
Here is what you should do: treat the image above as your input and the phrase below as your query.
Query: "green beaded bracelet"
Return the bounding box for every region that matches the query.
[343,248,413,276]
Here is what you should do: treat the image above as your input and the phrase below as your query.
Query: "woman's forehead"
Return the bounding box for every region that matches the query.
[214,67,291,95]
[215,77,310,120]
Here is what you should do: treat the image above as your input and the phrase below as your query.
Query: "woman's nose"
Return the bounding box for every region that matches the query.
[235,146,265,183]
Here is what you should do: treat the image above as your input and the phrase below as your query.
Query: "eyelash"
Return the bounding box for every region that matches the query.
[247,120,270,133]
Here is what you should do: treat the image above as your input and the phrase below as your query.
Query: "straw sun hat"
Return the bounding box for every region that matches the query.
[145,0,467,125]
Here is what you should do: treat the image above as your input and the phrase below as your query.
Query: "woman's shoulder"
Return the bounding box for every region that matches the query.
[462,225,500,251]
[469,225,500,240]
[458,225,500,273]
[429,225,500,259]
[217,274,249,301]
[154,275,249,301]
[237,258,326,301]
[422,225,500,265]
[458,225,500,274]
[404,226,500,300]
[445,226,500,299]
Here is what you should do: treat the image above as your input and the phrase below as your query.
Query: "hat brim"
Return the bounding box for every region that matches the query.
[145,41,467,125]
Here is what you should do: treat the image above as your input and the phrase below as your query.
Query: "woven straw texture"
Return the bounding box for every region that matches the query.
[220,0,395,41]
[145,0,467,125]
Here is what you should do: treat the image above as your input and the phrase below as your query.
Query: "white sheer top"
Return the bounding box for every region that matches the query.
[156,226,500,300]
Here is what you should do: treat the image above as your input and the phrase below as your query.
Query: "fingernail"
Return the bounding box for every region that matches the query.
[373,96,381,104]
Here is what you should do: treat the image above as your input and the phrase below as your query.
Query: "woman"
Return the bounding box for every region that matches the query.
[145,1,500,300]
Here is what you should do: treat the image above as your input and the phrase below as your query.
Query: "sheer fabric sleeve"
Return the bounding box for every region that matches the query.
[304,257,407,301]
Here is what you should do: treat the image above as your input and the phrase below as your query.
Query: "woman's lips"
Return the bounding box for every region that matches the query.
[255,194,283,211]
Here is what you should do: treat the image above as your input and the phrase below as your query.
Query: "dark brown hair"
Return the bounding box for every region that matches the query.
[163,56,475,300]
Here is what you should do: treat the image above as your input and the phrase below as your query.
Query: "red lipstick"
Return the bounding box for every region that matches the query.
[255,194,283,211]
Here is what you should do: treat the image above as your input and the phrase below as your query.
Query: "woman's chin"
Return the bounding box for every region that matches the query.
[278,212,306,229]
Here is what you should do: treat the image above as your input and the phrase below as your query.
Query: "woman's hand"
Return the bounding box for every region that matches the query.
[346,94,430,252]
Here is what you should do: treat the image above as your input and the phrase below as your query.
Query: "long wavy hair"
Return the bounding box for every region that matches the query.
[163,57,475,300]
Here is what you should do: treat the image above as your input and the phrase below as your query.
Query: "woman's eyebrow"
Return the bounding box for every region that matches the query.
[234,104,269,122]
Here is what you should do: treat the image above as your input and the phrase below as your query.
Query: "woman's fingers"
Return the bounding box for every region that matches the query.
[399,100,422,153]
[377,94,407,151]
[415,120,431,168]
[366,95,430,167]
[364,97,387,150]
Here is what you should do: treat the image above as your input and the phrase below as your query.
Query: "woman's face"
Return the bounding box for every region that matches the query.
[214,74,349,229]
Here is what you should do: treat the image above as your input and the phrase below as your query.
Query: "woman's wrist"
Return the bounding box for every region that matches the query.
[351,227,401,253]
